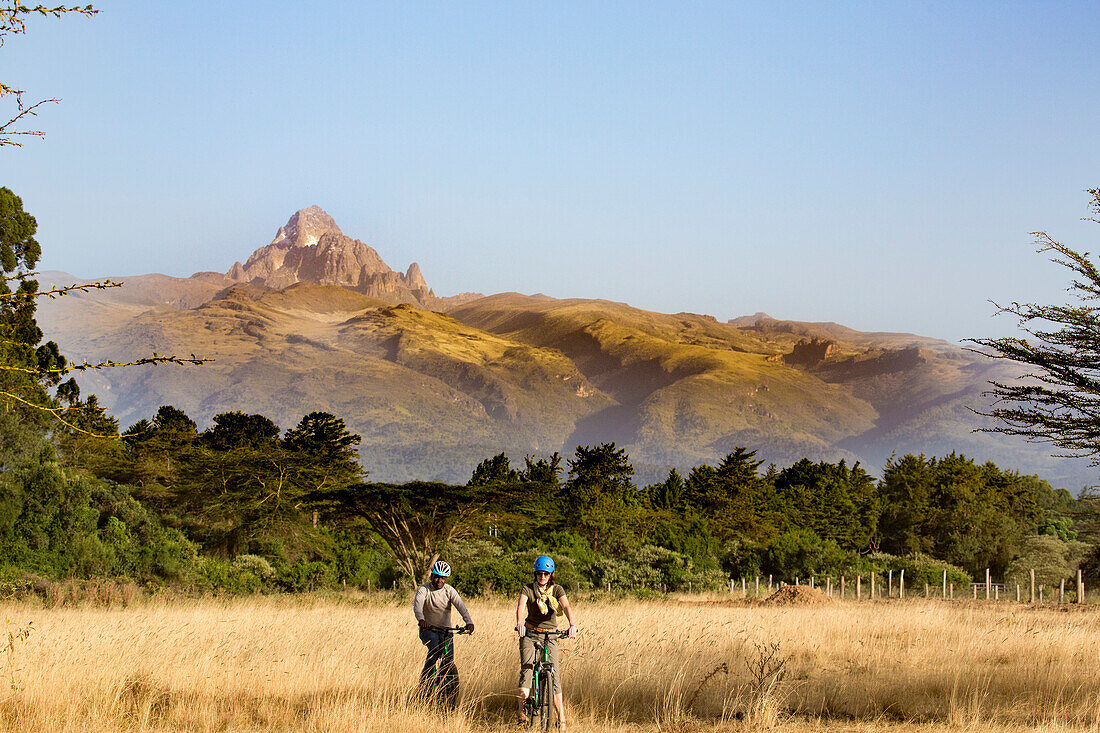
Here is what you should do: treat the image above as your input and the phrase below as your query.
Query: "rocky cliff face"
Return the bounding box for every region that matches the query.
[784,338,839,367]
[227,207,435,305]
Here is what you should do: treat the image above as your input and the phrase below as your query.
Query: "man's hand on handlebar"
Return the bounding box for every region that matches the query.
[418,619,428,629]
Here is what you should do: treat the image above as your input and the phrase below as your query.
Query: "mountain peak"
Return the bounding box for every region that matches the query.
[728,312,775,327]
[405,262,427,291]
[226,207,438,307]
[270,206,342,249]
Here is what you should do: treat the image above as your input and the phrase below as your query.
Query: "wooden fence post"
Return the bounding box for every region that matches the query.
[888,569,893,597]
[826,577,832,596]
[1061,578,1065,604]
[1016,581,1020,602]
[755,576,760,596]
[857,575,861,600]
[840,576,846,599]
[742,577,747,597]
[942,569,947,599]
[1030,569,1036,604]
[985,568,991,600]
[768,574,773,592]
[1079,569,1085,604]
[870,572,875,599]
[900,569,905,599]
[1039,585,1044,603]
[972,584,977,600]
[924,582,929,597]
[950,583,954,599]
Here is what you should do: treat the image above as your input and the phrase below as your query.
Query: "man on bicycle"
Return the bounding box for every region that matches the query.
[516,555,577,728]
[413,560,475,703]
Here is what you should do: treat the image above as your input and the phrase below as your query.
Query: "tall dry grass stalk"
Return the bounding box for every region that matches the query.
[2,594,1100,731]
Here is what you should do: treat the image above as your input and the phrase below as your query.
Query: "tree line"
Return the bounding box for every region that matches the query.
[2,390,1092,595]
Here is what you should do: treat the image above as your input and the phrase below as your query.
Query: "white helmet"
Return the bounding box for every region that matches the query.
[431,560,452,578]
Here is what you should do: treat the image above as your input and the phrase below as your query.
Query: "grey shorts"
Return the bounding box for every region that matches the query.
[518,631,562,694]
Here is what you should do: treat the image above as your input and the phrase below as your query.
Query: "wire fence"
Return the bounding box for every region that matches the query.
[725,568,1092,603]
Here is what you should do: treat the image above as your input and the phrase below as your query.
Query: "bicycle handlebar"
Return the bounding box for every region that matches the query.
[427,625,471,634]
[525,628,575,639]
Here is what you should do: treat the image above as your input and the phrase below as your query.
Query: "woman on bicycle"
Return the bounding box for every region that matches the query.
[515,555,577,728]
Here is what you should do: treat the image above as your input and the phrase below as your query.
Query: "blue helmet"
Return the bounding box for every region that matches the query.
[431,560,451,578]
[533,555,555,573]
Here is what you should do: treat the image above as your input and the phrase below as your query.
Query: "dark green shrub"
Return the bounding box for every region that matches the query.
[279,558,334,592]
[762,530,847,579]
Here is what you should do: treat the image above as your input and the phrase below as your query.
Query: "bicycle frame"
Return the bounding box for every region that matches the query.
[422,625,470,711]
[525,630,570,731]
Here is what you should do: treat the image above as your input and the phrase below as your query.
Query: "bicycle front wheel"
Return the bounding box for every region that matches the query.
[539,667,553,732]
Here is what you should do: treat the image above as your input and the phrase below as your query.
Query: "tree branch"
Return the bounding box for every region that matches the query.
[0,278,124,299]
[0,389,114,437]
[0,354,214,375]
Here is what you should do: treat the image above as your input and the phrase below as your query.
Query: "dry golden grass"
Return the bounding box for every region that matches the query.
[2,594,1100,731]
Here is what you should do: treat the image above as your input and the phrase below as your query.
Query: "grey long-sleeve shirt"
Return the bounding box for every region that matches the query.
[413,582,474,628]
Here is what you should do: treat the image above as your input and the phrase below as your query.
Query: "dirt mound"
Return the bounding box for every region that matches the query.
[761,585,833,606]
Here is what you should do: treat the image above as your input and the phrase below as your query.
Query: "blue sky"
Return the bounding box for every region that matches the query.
[4,1,1099,342]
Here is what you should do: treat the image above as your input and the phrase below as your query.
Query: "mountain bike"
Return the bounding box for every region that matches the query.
[419,625,470,711]
[523,629,571,731]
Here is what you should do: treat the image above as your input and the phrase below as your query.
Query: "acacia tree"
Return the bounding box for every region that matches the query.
[321,481,497,583]
[971,189,1100,463]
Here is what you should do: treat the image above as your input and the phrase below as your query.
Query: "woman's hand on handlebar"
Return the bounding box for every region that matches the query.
[567,624,577,639]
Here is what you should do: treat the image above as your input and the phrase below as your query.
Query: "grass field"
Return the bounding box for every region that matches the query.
[2,593,1100,731]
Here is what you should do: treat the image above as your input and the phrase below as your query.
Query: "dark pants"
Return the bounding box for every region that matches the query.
[418,628,459,706]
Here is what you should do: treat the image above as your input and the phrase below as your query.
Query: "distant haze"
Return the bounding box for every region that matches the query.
[5,2,1100,342]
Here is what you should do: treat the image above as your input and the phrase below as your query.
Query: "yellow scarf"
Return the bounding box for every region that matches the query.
[533,583,561,616]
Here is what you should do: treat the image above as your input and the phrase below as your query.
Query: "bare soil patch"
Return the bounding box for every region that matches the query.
[761,584,833,606]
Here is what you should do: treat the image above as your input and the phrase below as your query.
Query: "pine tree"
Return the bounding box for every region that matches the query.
[0,187,75,441]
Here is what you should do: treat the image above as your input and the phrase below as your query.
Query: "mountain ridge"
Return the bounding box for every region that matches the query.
[33,209,1093,487]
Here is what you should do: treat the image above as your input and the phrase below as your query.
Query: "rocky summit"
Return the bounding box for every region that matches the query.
[226,207,435,305]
